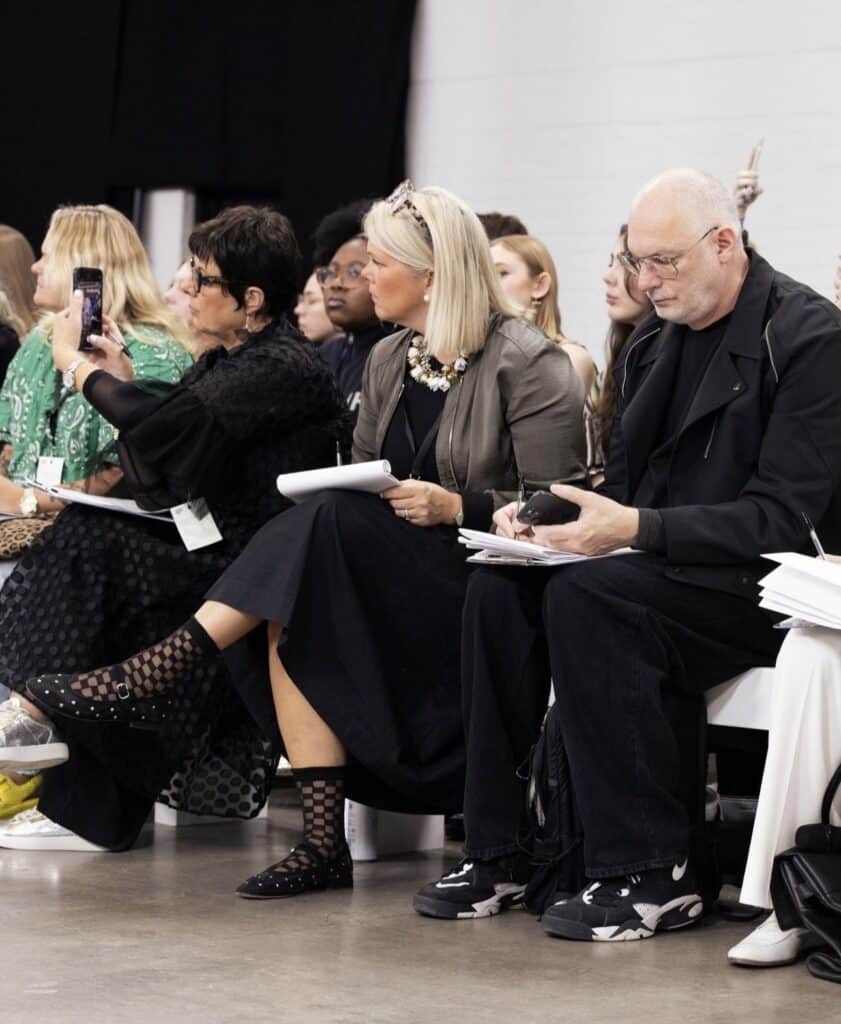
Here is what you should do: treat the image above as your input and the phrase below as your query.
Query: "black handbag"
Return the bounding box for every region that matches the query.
[770,761,841,984]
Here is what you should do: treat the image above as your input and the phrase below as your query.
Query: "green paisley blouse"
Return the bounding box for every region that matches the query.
[0,324,193,483]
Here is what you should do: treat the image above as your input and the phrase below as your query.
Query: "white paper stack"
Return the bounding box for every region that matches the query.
[26,481,173,522]
[276,460,399,503]
[759,552,841,629]
[458,528,636,566]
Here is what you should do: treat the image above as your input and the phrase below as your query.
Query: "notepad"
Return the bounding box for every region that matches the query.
[24,480,174,522]
[458,528,637,566]
[759,552,841,630]
[276,460,399,503]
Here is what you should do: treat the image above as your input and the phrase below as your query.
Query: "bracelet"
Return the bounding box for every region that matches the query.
[19,487,38,516]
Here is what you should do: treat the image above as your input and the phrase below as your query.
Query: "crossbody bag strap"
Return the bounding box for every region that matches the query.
[821,761,841,825]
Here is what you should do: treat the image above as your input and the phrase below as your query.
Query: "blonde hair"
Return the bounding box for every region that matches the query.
[493,234,567,343]
[0,225,37,336]
[38,205,192,350]
[363,185,517,361]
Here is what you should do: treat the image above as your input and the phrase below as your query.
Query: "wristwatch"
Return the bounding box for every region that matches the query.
[19,487,38,516]
[62,356,90,391]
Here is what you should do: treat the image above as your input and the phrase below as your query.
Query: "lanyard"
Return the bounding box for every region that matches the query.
[48,371,74,443]
[401,401,443,481]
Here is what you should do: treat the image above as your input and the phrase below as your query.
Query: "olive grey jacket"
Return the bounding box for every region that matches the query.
[352,314,587,514]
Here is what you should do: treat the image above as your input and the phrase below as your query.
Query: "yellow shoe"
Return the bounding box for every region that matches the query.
[0,773,42,819]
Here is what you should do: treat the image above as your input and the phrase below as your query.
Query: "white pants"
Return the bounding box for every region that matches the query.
[739,627,841,908]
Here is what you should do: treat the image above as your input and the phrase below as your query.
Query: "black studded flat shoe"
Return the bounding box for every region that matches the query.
[236,841,354,900]
[26,674,171,726]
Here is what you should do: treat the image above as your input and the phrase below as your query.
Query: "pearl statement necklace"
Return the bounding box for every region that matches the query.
[407,339,468,392]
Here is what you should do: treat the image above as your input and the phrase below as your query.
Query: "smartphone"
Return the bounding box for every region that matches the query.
[516,490,580,527]
[747,138,764,172]
[72,267,103,351]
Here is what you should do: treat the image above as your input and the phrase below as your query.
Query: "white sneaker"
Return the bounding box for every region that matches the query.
[0,695,69,771]
[0,808,107,852]
[728,911,822,966]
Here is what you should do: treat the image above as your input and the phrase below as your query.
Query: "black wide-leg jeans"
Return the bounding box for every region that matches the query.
[461,553,782,877]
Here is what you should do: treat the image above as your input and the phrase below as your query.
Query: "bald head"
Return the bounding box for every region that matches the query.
[626,168,749,330]
[631,168,741,238]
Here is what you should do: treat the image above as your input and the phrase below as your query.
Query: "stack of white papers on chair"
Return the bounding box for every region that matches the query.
[276,460,399,502]
[759,552,841,629]
[458,528,635,566]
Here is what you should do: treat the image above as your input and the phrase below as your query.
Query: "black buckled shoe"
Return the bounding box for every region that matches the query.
[236,841,354,900]
[26,674,171,727]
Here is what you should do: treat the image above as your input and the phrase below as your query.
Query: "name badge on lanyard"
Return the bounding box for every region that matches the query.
[170,498,223,551]
[36,456,65,486]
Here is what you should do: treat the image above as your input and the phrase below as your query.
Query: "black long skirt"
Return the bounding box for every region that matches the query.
[0,506,277,848]
[206,489,471,814]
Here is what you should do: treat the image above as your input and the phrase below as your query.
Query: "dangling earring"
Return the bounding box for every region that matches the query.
[245,312,255,333]
[526,296,540,322]
[423,294,430,304]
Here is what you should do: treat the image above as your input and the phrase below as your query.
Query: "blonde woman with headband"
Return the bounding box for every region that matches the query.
[10,182,586,897]
[0,204,193,518]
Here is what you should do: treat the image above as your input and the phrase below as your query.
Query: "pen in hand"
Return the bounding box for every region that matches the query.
[802,511,827,561]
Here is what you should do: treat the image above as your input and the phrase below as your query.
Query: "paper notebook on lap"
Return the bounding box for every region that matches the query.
[276,460,399,503]
[25,480,173,522]
[758,552,841,630]
[458,528,636,566]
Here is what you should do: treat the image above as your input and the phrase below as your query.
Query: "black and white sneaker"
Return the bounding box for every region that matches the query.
[413,856,527,920]
[542,859,703,942]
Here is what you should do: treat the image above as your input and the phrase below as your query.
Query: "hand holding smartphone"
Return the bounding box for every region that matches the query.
[72,267,103,351]
[516,490,581,527]
[735,139,765,221]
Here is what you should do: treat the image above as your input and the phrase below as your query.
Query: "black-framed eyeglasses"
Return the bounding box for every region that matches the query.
[189,256,241,294]
[619,226,719,280]
[315,262,366,287]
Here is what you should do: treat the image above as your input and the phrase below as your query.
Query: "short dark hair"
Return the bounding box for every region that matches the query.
[189,205,301,317]
[312,199,375,268]
[478,211,529,241]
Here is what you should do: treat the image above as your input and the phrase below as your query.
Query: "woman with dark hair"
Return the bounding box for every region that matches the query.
[0,205,349,850]
[311,199,393,417]
[591,225,652,483]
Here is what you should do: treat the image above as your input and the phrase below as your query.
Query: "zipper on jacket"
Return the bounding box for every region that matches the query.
[447,378,463,489]
[380,383,405,456]
[620,327,660,398]
[763,320,779,383]
[703,414,719,460]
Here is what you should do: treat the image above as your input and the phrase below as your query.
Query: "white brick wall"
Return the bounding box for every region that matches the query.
[407,0,841,363]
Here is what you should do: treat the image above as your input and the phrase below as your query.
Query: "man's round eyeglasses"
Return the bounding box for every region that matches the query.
[618,226,719,280]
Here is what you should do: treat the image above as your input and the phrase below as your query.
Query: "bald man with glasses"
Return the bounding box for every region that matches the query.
[415,168,841,943]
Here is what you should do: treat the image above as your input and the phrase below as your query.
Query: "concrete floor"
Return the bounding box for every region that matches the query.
[4,793,839,1024]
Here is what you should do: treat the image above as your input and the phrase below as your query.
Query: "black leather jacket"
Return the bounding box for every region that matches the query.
[601,252,841,597]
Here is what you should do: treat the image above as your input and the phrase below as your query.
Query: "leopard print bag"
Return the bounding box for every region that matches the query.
[0,515,54,560]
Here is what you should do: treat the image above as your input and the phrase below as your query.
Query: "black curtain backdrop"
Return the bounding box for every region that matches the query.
[1,0,416,268]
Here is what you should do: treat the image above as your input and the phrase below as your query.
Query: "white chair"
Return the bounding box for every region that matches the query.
[344,802,444,862]
[705,667,775,731]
